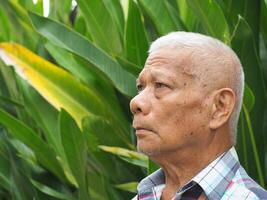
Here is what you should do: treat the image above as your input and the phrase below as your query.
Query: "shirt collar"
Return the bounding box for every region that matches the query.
[137,147,240,199]
[192,146,240,199]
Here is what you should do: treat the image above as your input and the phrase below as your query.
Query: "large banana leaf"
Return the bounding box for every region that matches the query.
[17,79,60,152]
[49,0,72,25]
[98,145,148,168]
[44,42,125,120]
[0,7,12,41]
[82,116,143,182]
[115,182,138,193]
[0,1,39,49]
[0,60,36,134]
[60,110,88,200]
[0,142,11,191]
[186,0,230,44]
[261,0,267,45]
[16,79,78,187]
[31,179,75,200]
[29,12,136,97]
[224,0,260,48]
[242,104,265,186]
[176,0,196,31]
[0,109,65,182]
[232,16,266,185]
[76,0,123,55]
[139,0,185,35]
[0,42,109,127]
[124,0,148,67]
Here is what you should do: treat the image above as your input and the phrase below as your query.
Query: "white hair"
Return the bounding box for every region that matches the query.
[149,32,244,143]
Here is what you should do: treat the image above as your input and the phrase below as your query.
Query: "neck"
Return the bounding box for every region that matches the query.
[150,133,233,192]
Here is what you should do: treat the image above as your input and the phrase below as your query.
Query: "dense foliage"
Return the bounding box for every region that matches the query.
[0,0,266,199]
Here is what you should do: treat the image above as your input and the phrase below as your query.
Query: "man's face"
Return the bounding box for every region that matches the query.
[130,48,212,156]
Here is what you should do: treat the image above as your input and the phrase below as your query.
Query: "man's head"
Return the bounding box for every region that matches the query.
[130,32,244,157]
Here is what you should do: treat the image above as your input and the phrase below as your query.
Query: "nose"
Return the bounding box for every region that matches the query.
[130,91,151,115]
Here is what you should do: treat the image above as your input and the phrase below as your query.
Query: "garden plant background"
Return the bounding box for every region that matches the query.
[0,0,266,199]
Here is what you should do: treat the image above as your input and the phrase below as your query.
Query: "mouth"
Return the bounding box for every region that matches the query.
[134,126,154,137]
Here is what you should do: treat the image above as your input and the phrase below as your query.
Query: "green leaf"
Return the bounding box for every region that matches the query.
[9,156,35,200]
[0,109,66,182]
[0,154,11,190]
[177,0,196,31]
[261,0,267,45]
[119,157,147,168]
[29,12,136,97]
[0,60,20,102]
[76,0,123,54]
[242,104,265,187]
[231,16,266,128]
[98,145,148,168]
[0,7,12,41]
[139,0,184,35]
[15,79,78,187]
[0,95,24,107]
[115,182,138,193]
[224,0,260,48]
[45,42,96,88]
[82,116,129,148]
[231,16,266,186]
[82,117,140,188]
[125,0,148,67]
[9,139,36,166]
[115,56,140,77]
[186,0,230,44]
[0,171,10,191]
[1,0,40,49]
[243,83,255,112]
[60,109,88,199]
[49,0,72,25]
[148,160,160,175]
[31,179,75,200]
[73,14,88,37]
[45,42,123,115]
[102,0,125,38]
[86,170,121,200]
[16,79,59,149]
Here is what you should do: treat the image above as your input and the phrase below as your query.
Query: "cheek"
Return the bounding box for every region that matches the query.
[152,91,210,133]
[162,100,209,135]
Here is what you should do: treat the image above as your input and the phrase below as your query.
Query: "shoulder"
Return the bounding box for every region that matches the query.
[221,166,267,200]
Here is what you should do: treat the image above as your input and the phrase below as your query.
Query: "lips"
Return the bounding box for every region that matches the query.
[133,123,153,131]
[135,127,152,131]
[133,123,155,137]
[132,118,155,133]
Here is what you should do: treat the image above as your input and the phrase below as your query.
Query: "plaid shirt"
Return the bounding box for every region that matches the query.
[133,147,267,200]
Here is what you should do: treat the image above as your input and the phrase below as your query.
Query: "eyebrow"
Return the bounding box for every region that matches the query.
[136,70,177,85]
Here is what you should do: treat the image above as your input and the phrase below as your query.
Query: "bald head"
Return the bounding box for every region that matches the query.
[149,32,244,142]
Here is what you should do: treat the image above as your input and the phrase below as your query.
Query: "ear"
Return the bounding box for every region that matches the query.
[209,88,236,130]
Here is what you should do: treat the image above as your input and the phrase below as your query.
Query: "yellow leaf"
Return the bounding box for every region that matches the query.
[98,145,147,161]
[0,43,107,128]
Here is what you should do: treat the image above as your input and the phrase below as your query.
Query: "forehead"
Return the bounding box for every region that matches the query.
[137,48,196,81]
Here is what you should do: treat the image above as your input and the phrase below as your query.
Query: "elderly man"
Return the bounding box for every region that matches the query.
[130,32,267,200]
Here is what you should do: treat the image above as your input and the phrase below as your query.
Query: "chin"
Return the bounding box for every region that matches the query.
[137,143,162,156]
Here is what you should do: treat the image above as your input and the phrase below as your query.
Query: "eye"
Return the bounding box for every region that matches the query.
[155,82,168,89]
[136,84,144,92]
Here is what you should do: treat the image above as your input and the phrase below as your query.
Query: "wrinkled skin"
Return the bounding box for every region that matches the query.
[130,47,236,200]
[130,48,214,157]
